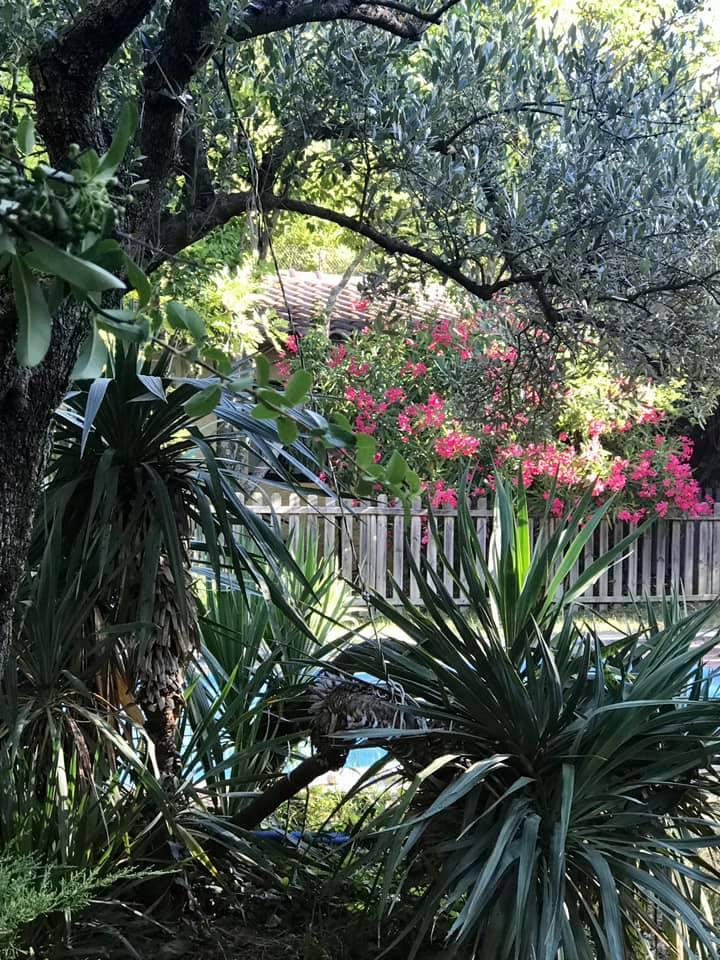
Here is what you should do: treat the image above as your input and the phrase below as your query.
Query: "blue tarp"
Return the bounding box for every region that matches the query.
[253,829,351,846]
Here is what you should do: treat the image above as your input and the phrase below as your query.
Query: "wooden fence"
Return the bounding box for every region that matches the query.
[239,492,720,607]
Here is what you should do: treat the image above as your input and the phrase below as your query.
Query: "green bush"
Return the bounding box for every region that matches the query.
[0,855,133,957]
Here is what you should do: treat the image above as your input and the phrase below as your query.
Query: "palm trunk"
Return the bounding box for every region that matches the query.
[135,558,198,778]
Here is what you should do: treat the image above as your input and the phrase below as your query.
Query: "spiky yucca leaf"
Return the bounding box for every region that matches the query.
[42,343,323,773]
[185,528,357,819]
[342,480,720,959]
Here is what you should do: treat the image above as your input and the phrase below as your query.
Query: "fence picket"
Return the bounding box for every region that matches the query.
[670,520,681,592]
[626,523,637,601]
[713,504,720,595]
[598,524,609,601]
[426,513,438,583]
[340,508,354,582]
[409,499,423,603]
[698,519,711,599]
[232,492,720,607]
[684,520,695,596]
[443,515,455,597]
[392,513,404,600]
[638,529,655,600]
[375,496,388,597]
[656,523,667,599]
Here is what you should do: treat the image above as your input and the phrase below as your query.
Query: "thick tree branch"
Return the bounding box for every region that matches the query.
[234,754,339,830]
[136,0,220,239]
[271,195,509,299]
[156,191,507,299]
[29,0,158,160]
[229,0,460,41]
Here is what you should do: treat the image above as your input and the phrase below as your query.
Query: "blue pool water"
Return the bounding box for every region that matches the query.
[346,746,387,769]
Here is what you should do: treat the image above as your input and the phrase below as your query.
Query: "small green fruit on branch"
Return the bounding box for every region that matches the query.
[1,103,153,372]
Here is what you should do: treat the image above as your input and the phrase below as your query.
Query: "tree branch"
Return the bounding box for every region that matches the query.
[234,754,339,830]
[156,190,508,299]
[229,0,460,42]
[136,0,220,238]
[29,0,158,160]
[597,269,720,306]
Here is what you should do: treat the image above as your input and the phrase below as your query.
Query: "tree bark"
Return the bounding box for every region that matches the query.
[0,297,88,678]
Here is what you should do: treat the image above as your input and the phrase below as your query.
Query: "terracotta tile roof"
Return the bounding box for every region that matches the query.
[254,270,464,341]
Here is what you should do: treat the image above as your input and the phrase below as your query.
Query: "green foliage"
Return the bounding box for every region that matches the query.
[0,106,160,374]
[157,255,288,369]
[340,479,720,957]
[237,0,720,387]
[0,855,136,957]
[282,786,391,836]
[267,217,370,273]
[187,525,357,819]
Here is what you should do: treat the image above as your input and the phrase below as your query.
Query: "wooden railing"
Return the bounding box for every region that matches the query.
[238,492,720,607]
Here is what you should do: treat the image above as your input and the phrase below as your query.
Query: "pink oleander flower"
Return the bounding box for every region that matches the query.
[429,319,453,352]
[618,508,647,524]
[384,387,406,404]
[348,359,370,377]
[328,344,347,368]
[397,412,413,434]
[551,498,565,518]
[402,361,428,379]
[429,480,458,509]
[434,432,481,459]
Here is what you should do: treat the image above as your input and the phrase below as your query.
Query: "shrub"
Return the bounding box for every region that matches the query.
[0,855,137,957]
[287,305,709,518]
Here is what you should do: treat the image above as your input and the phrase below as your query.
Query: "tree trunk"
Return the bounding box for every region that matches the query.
[0,296,87,679]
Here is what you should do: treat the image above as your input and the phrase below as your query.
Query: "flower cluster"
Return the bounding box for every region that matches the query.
[279,302,708,520]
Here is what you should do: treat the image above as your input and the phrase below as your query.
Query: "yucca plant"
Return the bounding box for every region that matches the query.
[40,343,319,776]
[337,479,720,959]
[185,528,357,820]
